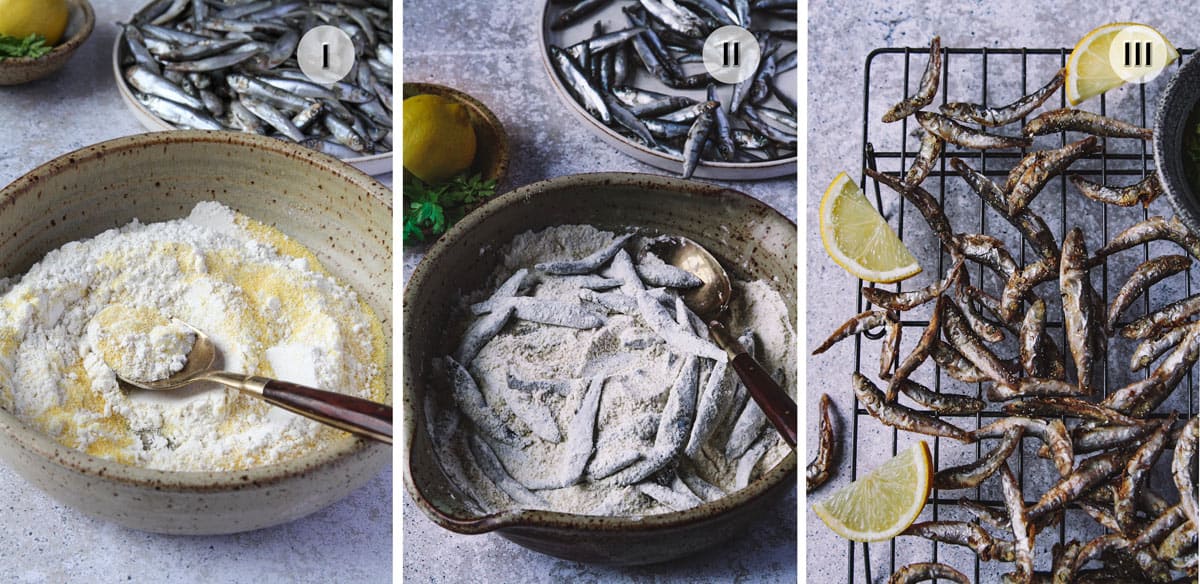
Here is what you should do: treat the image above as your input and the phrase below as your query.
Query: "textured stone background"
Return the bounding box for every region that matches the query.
[401,1,797,582]
[807,1,1196,582]
[0,1,393,582]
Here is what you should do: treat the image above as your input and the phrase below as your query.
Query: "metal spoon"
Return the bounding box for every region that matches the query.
[107,319,392,444]
[648,237,797,447]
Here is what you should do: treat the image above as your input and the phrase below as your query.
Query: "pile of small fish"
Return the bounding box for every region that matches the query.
[424,233,787,515]
[119,0,392,160]
[809,36,1199,583]
[546,0,797,178]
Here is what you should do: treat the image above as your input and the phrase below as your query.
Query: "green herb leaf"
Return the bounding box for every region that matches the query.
[401,172,499,244]
[0,33,53,59]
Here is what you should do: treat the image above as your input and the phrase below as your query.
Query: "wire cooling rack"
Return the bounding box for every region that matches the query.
[843,46,1198,582]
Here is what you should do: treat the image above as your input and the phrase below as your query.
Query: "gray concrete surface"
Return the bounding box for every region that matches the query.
[0,2,393,582]
[807,2,1196,582]
[401,1,797,582]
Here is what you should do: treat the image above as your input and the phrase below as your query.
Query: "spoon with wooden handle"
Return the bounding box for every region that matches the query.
[107,319,392,444]
[648,237,797,447]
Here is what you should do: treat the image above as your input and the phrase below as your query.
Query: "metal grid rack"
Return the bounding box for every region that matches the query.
[846,46,1198,582]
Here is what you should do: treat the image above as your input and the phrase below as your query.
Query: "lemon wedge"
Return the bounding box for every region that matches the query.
[820,172,921,284]
[813,441,932,542]
[1065,22,1178,105]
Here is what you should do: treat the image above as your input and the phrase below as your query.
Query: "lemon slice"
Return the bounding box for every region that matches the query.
[813,441,932,542]
[820,172,921,284]
[1065,22,1178,105]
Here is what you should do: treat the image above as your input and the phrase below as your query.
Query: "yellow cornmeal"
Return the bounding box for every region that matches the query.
[0,202,388,471]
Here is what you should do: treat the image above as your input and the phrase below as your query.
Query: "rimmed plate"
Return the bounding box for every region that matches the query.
[538,0,797,181]
[111,30,391,177]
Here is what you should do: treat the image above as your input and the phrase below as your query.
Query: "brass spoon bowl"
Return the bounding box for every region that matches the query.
[109,320,392,444]
[648,237,798,446]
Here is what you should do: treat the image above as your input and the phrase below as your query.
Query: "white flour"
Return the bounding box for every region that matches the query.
[432,225,795,516]
[0,202,387,471]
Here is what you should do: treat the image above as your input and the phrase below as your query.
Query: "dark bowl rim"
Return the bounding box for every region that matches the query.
[0,130,393,492]
[1154,50,1200,236]
[402,171,798,534]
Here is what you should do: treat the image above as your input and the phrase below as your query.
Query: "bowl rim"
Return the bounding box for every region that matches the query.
[0,130,393,491]
[109,20,390,173]
[535,1,798,181]
[402,171,798,534]
[0,0,94,65]
[1154,50,1200,236]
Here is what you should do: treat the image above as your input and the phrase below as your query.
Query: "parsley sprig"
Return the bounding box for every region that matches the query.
[403,173,498,243]
[0,33,53,60]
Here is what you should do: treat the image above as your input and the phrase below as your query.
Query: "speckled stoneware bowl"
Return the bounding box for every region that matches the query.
[0,0,94,86]
[1155,53,1200,236]
[403,172,797,565]
[401,82,510,189]
[0,131,392,535]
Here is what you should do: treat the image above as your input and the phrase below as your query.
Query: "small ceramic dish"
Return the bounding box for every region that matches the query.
[401,82,510,188]
[403,172,797,565]
[1155,51,1200,236]
[0,131,392,535]
[537,1,797,181]
[0,0,94,86]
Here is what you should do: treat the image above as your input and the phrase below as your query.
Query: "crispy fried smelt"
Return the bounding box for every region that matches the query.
[879,313,902,379]
[882,36,941,123]
[1108,255,1192,331]
[988,378,1087,402]
[886,297,943,401]
[1114,415,1175,533]
[1118,293,1200,340]
[887,562,971,584]
[974,417,1074,478]
[863,260,962,312]
[1007,136,1100,215]
[917,111,1033,149]
[852,373,972,442]
[953,273,1005,342]
[954,233,1019,280]
[1070,174,1163,208]
[1091,215,1200,263]
[1060,228,1099,394]
[806,394,837,493]
[1130,325,1188,372]
[904,131,944,186]
[1071,422,1154,454]
[1174,416,1199,528]
[1049,541,1083,584]
[1066,534,1132,580]
[1000,256,1058,322]
[931,340,990,383]
[1024,108,1154,139]
[1158,520,1198,571]
[1028,451,1125,520]
[1020,299,1049,378]
[866,167,958,250]
[1000,464,1034,583]
[1004,397,1140,425]
[941,297,1017,386]
[1104,321,1200,416]
[951,157,1060,260]
[895,379,985,415]
[812,309,891,355]
[934,427,1023,489]
[901,521,998,561]
[959,498,1010,529]
[940,69,1064,127]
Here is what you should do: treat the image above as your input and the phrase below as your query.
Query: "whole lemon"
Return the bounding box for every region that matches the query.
[403,94,477,184]
[0,0,70,45]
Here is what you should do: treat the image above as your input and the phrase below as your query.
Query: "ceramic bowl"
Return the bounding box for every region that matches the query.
[537,1,798,181]
[403,172,797,565]
[1155,52,1200,236]
[0,131,392,535]
[401,82,510,188]
[0,0,94,86]
[110,7,390,177]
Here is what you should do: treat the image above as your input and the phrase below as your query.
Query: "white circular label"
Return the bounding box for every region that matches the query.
[297,26,356,84]
[703,26,761,84]
[1107,24,1173,84]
